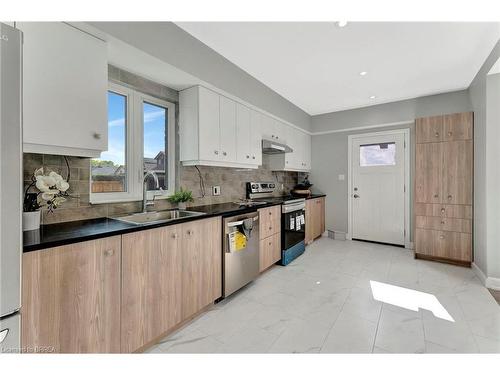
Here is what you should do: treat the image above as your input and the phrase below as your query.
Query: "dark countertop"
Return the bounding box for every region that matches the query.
[23,194,326,253]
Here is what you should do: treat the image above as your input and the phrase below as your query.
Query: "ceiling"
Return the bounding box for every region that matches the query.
[176,22,500,115]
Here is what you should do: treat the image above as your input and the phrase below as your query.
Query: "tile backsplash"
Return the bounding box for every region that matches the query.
[23,153,298,225]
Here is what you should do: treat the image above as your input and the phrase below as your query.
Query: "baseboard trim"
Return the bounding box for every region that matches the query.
[471,263,500,291]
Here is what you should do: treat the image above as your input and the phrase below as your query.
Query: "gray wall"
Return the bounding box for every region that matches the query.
[310,90,472,241]
[468,38,500,279]
[90,22,311,132]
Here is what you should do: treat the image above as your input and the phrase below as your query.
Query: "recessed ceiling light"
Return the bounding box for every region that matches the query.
[369,95,376,99]
[359,71,367,76]
[337,21,348,28]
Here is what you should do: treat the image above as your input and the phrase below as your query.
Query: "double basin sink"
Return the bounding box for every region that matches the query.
[113,209,206,225]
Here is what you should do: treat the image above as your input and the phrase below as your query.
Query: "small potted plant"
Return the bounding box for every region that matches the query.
[23,167,70,231]
[167,187,194,210]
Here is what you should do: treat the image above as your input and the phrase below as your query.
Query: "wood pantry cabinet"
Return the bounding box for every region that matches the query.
[305,197,325,245]
[414,112,473,265]
[22,236,122,353]
[258,205,281,272]
[22,217,222,353]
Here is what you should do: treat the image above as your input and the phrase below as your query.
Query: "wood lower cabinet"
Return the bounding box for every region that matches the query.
[121,225,182,353]
[121,217,221,352]
[414,112,473,265]
[22,236,121,353]
[181,217,222,319]
[259,205,280,240]
[259,232,281,272]
[258,206,281,271]
[305,197,325,244]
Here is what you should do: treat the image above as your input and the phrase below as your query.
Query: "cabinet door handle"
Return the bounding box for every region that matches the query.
[441,208,445,213]
[223,151,227,156]
[269,226,272,231]
[447,195,452,200]
[439,235,445,239]
[433,194,439,198]
[171,233,178,239]
[246,155,250,159]
[187,230,193,236]
[434,132,439,137]
[448,131,452,136]
[104,249,114,257]
[93,132,102,140]
[252,156,256,159]
[214,150,219,155]
[269,212,272,215]
[440,221,445,225]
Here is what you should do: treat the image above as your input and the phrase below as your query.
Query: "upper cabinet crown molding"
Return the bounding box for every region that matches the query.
[19,22,108,157]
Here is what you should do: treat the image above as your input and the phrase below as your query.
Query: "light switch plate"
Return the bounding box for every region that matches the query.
[338,174,345,181]
[212,186,221,196]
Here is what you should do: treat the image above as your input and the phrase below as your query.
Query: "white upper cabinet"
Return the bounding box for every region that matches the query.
[19,22,108,157]
[180,86,260,168]
[249,110,262,165]
[267,127,311,172]
[261,115,287,144]
[219,96,237,162]
[236,105,262,165]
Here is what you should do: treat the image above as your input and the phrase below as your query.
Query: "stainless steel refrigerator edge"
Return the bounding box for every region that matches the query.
[0,23,22,353]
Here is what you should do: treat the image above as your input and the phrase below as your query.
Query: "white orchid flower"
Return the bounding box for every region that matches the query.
[56,180,69,192]
[41,190,58,201]
[35,175,51,192]
[49,171,64,183]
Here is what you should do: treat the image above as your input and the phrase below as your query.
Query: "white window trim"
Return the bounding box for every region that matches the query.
[90,82,176,204]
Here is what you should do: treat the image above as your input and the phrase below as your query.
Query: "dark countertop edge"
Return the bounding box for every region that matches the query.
[22,201,284,253]
[23,194,326,253]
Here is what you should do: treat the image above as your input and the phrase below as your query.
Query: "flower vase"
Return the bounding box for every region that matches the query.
[23,210,41,231]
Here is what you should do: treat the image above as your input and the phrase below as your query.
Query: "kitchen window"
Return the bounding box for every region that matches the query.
[91,82,175,203]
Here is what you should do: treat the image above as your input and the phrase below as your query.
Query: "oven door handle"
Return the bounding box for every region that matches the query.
[282,203,306,213]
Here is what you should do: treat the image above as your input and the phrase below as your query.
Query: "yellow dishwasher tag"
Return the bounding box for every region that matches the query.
[234,231,247,251]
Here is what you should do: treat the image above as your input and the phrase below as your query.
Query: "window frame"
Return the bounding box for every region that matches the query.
[90,82,176,204]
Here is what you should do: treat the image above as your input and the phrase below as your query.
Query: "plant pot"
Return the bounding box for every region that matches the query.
[178,202,187,210]
[23,210,41,231]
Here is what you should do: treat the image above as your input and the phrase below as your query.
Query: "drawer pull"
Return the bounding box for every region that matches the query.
[448,195,452,200]
[441,208,445,213]
[104,249,114,257]
[448,132,452,136]
[433,194,439,198]
[439,235,445,239]
[440,221,445,225]
[269,212,272,215]
[435,132,439,137]
[172,233,178,239]
[269,242,272,246]
[187,230,193,236]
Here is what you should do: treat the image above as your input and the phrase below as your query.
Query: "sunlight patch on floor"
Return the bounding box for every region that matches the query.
[370,280,454,322]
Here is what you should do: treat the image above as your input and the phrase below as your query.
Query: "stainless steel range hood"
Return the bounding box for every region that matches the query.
[262,139,293,154]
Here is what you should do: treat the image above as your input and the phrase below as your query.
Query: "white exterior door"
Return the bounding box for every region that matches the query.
[351,132,406,245]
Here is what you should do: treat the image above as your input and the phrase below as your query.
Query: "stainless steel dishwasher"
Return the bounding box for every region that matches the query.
[223,211,260,298]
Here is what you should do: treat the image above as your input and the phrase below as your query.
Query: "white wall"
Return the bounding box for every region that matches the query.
[89,22,311,132]
[468,39,500,282]
[310,90,472,240]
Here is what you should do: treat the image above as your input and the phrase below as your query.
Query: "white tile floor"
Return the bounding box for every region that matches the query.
[147,237,500,353]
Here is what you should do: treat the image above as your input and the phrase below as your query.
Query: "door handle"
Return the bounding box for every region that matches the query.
[353,194,360,198]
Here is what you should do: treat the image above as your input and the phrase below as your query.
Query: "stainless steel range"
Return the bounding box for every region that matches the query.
[246,182,306,266]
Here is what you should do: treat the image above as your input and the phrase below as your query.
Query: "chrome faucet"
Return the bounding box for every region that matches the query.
[143,170,160,213]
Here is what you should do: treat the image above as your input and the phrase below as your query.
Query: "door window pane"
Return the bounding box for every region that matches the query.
[143,102,168,190]
[360,142,396,166]
[91,91,127,192]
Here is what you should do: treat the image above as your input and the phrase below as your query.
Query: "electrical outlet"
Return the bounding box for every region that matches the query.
[212,186,221,196]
